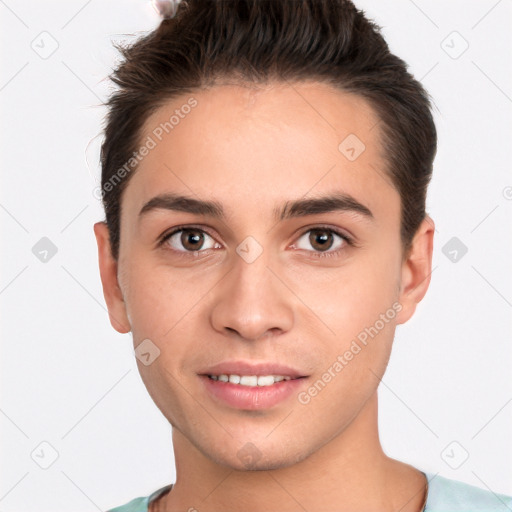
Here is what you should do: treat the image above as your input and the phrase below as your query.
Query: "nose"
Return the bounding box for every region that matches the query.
[209,246,294,342]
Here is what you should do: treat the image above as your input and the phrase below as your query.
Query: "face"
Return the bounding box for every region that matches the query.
[95,81,433,471]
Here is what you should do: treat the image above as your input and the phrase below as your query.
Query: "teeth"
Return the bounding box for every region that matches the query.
[208,374,293,386]
[228,374,240,384]
[240,375,257,386]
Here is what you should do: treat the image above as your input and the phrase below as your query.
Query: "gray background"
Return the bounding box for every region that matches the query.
[1,0,511,510]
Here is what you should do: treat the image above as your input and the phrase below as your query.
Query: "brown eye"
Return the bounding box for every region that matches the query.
[162,227,219,252]
[294,227,350,255]
[180,229,205,250]
[308,229,334,251]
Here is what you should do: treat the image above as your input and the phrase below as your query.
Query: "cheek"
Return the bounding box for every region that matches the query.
[124,261,221,384]
[135,356,192,432]
[122,258,207,340]
[299,314,395,421]
[288,254,400,340]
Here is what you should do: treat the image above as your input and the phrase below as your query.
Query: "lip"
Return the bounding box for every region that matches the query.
[200,374,307,410]
[198,360,307,379]
[197,360,308,410]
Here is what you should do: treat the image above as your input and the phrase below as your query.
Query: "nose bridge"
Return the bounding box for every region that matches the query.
[230,236,279,308]
[209,236,294,341]
[234,240,273,295]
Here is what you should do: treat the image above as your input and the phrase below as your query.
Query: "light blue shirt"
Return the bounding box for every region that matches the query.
[106,470,512,512]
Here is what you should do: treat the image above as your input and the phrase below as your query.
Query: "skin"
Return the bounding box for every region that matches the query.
[94,81,434,511]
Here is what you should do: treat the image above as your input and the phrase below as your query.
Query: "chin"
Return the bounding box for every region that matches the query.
[208,442,311,472]
[242,458,302,471]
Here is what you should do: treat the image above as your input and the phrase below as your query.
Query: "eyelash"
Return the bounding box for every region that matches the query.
[158,224,355,260]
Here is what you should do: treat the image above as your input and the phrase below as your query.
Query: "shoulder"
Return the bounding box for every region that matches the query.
[106,484,173,512]
[424,471,512,512]
[106,496,148,512]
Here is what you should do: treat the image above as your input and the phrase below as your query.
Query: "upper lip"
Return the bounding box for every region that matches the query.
[199,360,307,379]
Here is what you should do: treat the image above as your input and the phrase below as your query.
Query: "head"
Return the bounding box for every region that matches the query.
[94,0,436,471]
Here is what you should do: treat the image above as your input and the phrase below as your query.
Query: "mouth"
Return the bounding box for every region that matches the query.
[198,362,308,410]
[197,360,308,409]
[205,374,302,386]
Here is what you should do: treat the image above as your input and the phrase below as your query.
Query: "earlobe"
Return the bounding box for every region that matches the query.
[396,215,435,325]
[93,221,131,334]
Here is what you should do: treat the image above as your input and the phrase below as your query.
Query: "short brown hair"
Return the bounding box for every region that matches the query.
[99,0,437,261]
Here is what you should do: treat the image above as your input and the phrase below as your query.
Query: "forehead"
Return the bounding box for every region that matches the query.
[123,81,398,225]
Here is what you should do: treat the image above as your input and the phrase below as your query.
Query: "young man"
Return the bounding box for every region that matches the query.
[94,1,512,510]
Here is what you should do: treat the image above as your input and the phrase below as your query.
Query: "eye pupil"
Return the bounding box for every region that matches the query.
[181,229,204,250]
[309,229,333,251]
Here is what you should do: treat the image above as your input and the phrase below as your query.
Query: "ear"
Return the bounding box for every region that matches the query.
[395,215,435,325]
[93,221,131,334]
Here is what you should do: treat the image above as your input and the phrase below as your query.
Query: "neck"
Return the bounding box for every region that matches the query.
[161,392,427,512]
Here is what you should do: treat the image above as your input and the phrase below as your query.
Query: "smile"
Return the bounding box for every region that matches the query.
[207,374,296,386]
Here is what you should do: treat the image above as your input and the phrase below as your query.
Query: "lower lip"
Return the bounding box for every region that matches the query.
[200,375,307,410]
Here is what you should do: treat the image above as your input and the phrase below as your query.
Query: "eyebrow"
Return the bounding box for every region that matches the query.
[138,192,374,222]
